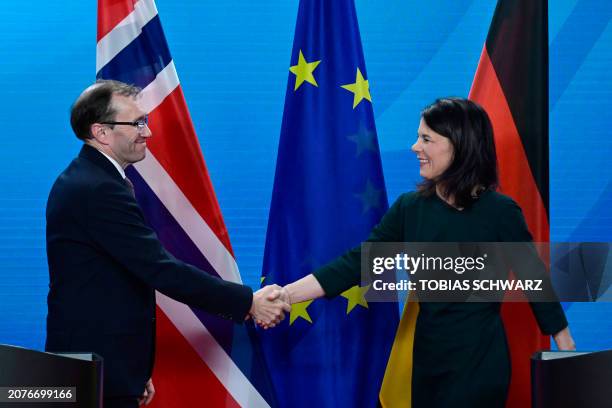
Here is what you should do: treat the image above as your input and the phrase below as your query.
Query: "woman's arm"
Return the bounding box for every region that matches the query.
[553,326,576,351]
[256,195,409,329]
[254,275,325,329]
[282,274,326,304]
[497,197,575,348]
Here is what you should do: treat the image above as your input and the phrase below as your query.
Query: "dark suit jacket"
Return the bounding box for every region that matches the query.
[45,144,252,398]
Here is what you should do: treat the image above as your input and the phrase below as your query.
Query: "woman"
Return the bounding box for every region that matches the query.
[263,98,575,407]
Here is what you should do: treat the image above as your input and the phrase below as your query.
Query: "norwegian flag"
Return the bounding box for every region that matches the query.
[96,1,274,406]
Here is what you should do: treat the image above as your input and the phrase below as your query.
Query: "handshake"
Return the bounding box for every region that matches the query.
[248,285,292,329]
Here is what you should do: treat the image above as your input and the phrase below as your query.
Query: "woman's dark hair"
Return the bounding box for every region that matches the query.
[417,97,498,208]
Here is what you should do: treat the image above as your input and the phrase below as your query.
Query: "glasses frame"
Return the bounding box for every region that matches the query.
[100,115,149,131]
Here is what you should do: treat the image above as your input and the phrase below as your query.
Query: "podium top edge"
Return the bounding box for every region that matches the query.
[531,349,612,361]
[0,344,103,362]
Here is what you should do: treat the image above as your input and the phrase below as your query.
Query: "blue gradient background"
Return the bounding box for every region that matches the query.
[0,0,610,352]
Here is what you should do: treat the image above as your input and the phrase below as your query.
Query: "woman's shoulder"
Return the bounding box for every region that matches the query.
[479,191,532,240]
[393,191,428,207]
[398,191,420,201]
[392,190,524,214]
[477,190,524,215]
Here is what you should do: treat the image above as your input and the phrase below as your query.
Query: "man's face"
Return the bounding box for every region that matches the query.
[105,95,151,167]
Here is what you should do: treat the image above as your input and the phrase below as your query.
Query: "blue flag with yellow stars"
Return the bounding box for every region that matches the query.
[260,0,399,406]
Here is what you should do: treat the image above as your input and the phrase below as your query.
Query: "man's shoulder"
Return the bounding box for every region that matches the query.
[47,152,123,212]
[51,156,104,191]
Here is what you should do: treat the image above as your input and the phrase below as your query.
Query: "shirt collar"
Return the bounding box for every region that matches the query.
[97,149,126,179]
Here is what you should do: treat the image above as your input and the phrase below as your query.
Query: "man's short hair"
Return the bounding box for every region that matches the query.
[70,79,141,141]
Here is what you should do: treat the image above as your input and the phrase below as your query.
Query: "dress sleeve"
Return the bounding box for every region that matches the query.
[313,193,407,298]
[498,198,568,335]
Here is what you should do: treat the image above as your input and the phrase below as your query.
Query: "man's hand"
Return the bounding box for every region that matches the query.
[250,285,291,329]
[138,378,155,406]
[277,286,291,305]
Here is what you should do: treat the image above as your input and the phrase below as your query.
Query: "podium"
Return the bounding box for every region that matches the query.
[531,350,612,408]
[0,344,102,408]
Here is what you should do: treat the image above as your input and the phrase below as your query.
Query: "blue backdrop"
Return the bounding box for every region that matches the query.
[1,0,610,351]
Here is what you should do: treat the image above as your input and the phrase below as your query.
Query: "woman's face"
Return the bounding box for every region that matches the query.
[411,118,454,180]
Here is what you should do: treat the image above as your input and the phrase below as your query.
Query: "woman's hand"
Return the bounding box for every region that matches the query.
[138,378,155,405]
[553,326,576,351]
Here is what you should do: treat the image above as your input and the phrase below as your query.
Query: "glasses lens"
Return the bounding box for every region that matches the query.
[136,116,148,130]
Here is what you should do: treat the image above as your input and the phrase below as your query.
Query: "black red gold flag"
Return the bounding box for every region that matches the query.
[469,1,549,407]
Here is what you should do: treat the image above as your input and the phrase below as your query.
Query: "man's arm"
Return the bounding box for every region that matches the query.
[87,181,253,321]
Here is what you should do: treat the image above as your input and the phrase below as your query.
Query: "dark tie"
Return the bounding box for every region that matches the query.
[124,177,136,198]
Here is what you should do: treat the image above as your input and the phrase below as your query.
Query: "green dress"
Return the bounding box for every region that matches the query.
[313,191,567,408]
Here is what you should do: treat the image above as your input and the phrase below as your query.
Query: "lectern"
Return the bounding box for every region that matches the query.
[0,344,102,407]
[531,349,612,408]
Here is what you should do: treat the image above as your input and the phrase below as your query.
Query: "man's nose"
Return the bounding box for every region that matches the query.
[141,123,152,138]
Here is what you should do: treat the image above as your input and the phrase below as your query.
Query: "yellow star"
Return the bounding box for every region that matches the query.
[260,276,266,284]
[289,300,314,325]
[340,68,372,109]
[340,285,370,314]
[289,50,321,91]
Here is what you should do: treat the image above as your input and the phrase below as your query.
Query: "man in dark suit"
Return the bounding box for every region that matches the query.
[45,80,288,407]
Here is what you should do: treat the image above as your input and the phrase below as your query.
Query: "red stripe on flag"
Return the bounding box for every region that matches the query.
[469,47,550,408]
[149,307,240,408]
[97,0,135,41]
[469,47,549,241]
[147,86,234,254]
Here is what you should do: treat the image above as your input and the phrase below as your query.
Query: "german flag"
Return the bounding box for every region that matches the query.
[469,1,549,407]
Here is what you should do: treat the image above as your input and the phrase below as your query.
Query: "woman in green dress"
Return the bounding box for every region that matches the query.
[261,98,575,407]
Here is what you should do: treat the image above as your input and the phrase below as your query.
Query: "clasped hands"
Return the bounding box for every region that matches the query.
[248,284,291,329]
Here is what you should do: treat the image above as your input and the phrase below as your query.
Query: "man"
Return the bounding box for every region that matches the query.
[45,80,288,407]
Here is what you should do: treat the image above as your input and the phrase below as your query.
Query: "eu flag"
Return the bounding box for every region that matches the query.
[261,0,399,406]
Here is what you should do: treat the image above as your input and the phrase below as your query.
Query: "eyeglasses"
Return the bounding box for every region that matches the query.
[100,115,149,131]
